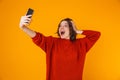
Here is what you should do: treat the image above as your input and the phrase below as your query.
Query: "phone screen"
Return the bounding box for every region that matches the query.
[26,8,34,18]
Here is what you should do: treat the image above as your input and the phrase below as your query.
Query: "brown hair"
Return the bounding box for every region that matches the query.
[57,18,77,41]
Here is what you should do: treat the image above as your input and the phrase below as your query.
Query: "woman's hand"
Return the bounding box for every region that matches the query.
[71,21,83,34]
[19,15,36,38]
[19,15,32,29]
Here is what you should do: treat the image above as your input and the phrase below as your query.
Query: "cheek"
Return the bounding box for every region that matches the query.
[65,29,70,35]
[66,28,70,32]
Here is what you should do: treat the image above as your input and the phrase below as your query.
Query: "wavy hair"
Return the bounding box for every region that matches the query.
[57,18,77,41]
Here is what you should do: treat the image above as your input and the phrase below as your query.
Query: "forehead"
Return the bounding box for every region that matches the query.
[60,21,68,25]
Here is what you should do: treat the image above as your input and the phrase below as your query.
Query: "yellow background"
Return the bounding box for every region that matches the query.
[0,0,120,80]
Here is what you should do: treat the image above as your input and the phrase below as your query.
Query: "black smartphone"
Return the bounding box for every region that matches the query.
[26,8,34,18]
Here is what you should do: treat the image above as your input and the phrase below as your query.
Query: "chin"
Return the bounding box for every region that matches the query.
[60,36,65,39]
[60,36,69,39]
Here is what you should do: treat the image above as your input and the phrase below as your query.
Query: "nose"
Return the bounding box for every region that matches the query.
[60,26,64,29]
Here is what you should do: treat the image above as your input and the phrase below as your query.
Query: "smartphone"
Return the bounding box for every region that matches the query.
[26,8,34,18]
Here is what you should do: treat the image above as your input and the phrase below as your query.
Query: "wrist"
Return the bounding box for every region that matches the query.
[20,25,28,30]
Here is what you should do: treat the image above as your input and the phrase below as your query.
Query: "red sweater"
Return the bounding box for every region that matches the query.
[32,30,100,80]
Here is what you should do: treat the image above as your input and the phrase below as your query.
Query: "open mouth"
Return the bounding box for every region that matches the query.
[60,31,65,35]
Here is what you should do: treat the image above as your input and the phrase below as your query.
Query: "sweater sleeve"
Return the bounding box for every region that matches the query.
[31,32,53,53]
[81,30,101,52]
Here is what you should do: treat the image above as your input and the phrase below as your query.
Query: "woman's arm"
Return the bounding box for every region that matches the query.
[19,15,36,38]
[71,21,101,52]
[19,15,54,53]
[82,30,101,52]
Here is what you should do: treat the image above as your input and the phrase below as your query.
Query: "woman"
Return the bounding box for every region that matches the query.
[19,15,101,80]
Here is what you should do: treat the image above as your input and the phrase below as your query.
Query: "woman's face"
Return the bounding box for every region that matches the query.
[59,21,70,39]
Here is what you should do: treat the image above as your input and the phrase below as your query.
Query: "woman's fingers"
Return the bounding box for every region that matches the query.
[71,21,77,31]
[26,15,32,18]
[19,15,32,28]
[23,16,31,21]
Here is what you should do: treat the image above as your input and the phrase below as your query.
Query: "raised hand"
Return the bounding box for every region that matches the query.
[19,15,32,29]
[19,15,36,38]
[71,21,83,34]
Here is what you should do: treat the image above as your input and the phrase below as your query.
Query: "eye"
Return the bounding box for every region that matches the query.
[59,25,62,28]
[65,25,68,27]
